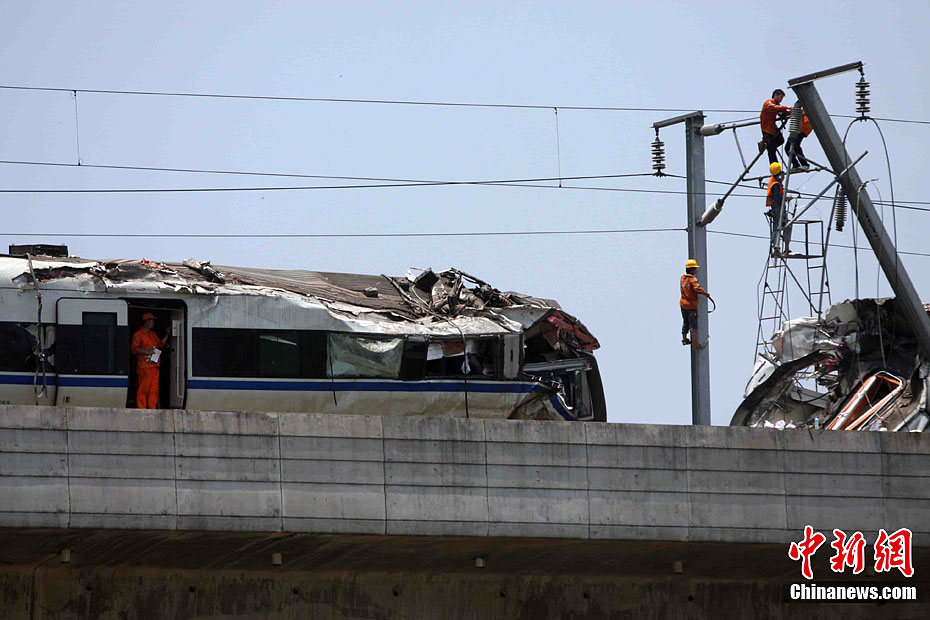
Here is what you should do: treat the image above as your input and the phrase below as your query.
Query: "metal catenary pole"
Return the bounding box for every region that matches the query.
[653,111,712,425]
[790,64,930,358]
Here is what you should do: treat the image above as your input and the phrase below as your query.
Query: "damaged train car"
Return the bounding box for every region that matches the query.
[732,298,929,432]
[0,247,605,421]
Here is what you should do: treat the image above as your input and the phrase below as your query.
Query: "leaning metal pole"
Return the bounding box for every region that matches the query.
[653,111,711,425]
[790,64,930,358]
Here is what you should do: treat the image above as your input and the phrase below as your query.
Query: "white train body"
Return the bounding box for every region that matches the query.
[0,254,605,421]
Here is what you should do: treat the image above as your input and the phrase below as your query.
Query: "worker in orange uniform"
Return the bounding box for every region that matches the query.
[131,312,170,408]
[786,111,812,172]
[680,259,713,346]
[766,162,793,254]
[760,89,792,165]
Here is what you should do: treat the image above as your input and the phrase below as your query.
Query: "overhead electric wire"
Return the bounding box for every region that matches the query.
[2,83,930,126]
[685,174,930,209]
[1,159,928,217]
[3,226,930,260]
[0,178,765,197]
[0,171,656,193]
[0,158,784,198]
[0,158,670,188]
[0,158,440,183]
[0,227,684,239]
[2,159,928,211]
[874,183,886,297]
[0,84,761,114]
[706,229,930,258]
[832,115,930,127]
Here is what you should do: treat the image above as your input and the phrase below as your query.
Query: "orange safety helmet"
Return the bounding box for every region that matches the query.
[142,312,156,321]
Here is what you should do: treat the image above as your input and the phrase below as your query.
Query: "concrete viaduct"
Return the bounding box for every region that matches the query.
[1,405,928,618]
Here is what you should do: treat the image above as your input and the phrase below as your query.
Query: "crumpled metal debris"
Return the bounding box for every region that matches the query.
[733,298,929,432]
[182,258,226,283]
[389,268,526,318]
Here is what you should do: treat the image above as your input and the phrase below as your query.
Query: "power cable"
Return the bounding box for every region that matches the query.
[0,158,926,210]
[1,158,927,221]
[866,118,899,290]
[0,84,764,114]
[3,83,930,126]
[0,172,656,194]
[0,158,447,182]
[706,229,930,259]
[873,183,885,297]
[872,182,889,369]
[667,173,930,208]
[0,162,925,210]
[4,226,930,259]
[71,91,82,165]
[864,117,901,355]
[0,159,729,197]
[554,108,562,188]
[0,227,685,239]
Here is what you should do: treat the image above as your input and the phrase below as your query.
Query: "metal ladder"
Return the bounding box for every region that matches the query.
[755,216,832,360]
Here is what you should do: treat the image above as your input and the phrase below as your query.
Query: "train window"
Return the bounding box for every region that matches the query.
[192,328,257,377]
[193,328,327,378]
[298,331,328,379]
[328,334,403,378]
[400,339,428,380]
[259,333,300,378]
[54,325,81,374]
[82,312,117,374]
[424,338,499,378]
[0,322,36,371]
[191,329,217,376]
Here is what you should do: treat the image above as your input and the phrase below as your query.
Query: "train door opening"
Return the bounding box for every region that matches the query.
[54,298,130,407]
[126,299,187,409]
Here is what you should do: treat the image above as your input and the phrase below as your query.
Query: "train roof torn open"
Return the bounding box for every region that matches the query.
[2,251,604,421]
[732,298,930,432]
[6,254,598,344]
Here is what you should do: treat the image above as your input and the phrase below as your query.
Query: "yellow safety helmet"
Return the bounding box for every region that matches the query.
[770,162,783,175]
[685,259,699,269]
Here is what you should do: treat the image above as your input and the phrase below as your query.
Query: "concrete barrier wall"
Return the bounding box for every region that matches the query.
[1,405,928,545]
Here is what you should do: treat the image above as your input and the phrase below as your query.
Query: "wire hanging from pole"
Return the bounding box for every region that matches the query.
[554,107,562,188]
[72,90,82,165]
[873,184,886,297]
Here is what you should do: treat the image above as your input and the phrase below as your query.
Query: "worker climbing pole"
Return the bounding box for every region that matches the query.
[651,111,712,425]
[680,259,715,348]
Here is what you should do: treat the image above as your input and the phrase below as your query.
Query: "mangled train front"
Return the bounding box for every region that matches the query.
[733,298,929,432]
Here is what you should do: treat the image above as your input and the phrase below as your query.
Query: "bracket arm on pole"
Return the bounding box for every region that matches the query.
[788,61,863,87]
[652,111,704,130]
[786,151,867,228]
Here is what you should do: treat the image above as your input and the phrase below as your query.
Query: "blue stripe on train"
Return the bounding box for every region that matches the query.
[0,374,127,388]
[0,373,573,420]
[187,378,537,393]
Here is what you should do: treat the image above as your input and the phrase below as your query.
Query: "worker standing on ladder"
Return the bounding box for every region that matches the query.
[680,259,713,347]
[760,89,792,165]
[766,162,793,255]
[786,111,812,172]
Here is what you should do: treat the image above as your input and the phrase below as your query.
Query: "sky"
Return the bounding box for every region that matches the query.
[2,1,929,425]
